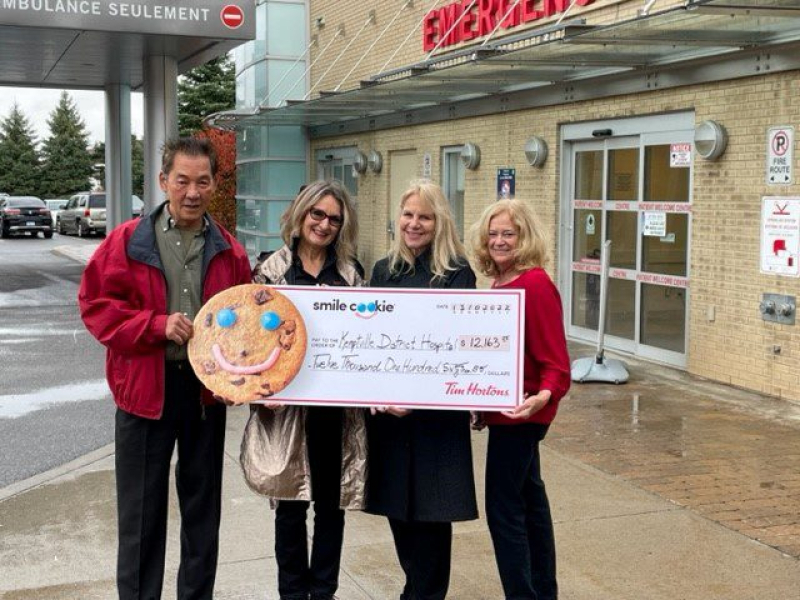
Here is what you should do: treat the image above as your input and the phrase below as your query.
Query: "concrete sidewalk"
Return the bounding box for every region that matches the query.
[2,348,799,599]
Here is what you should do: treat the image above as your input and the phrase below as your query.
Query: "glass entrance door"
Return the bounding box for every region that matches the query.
[563,116,693,367]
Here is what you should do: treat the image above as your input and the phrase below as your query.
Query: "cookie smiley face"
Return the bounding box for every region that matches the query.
[188,284,307,404]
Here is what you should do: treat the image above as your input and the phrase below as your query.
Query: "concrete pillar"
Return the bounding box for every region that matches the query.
[143,55,178,210]
[104,84,132,232]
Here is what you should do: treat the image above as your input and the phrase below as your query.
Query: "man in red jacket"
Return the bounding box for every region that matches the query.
[79,137,251,600]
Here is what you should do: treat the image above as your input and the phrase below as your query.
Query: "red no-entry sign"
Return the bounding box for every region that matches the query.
[221,5,244,29]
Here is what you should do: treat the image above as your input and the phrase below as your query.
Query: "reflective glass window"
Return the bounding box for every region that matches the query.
[263,161,306,196]
[571,272,600,331]
[606,278,635,340]
[644,145,690,202]
[606,210,637,269]
[641,213,688,276]
[607,148,638,202]
[267,126,305,158]
[266,60,307,106]
[574,150,603,200]
[641,283,686,353]
[267,3,307,56]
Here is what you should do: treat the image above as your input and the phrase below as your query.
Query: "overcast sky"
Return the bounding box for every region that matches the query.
[0,87,144,146]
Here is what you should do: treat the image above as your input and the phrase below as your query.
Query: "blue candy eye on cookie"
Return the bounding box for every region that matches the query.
[260,311,281,331]
[217,308,237,328]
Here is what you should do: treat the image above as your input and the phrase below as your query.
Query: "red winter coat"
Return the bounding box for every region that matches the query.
[484,268,571,427]
[78,205,252,419]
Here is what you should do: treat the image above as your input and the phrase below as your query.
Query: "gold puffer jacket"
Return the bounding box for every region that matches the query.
[240,245,367,509]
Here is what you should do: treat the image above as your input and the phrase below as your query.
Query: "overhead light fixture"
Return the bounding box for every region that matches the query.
[524,137,548,167]
[353,151,368,174]
[694,120,727,161]
[460,143,481,170]
[368,150,383,173]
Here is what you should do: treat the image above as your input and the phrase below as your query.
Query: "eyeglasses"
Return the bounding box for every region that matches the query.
[488,230,518,240]
[308,207,343,228]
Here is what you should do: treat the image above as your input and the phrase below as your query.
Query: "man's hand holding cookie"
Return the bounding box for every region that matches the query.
[166,313,194,345]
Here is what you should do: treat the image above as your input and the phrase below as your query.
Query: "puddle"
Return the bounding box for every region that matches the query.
[0,380,110,418]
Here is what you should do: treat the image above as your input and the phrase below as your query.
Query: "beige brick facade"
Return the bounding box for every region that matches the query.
[304,0,800,404]
[307,0,684,96]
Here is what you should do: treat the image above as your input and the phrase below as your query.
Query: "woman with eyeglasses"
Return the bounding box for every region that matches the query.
[244,180,367,600]
[470,199,570,600]
[367,180,478,600]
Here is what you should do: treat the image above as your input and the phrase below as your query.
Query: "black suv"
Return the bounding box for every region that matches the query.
[0,196,53,238]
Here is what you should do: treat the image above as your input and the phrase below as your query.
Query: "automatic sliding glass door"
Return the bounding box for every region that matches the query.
[563,115,693,368]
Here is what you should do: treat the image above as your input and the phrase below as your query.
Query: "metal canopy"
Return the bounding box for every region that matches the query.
[207,0,800,134]
[0,1,254,89]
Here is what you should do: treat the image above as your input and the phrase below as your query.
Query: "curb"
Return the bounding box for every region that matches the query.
[51,244,97,265]
[0,443,115,503]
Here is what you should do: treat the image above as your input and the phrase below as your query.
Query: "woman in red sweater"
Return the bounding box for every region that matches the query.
[471,199,571,600]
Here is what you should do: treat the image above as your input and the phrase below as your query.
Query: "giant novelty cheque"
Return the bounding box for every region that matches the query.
[188,284,525,411]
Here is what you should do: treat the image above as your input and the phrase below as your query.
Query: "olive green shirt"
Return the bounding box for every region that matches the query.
[155,206,207,361]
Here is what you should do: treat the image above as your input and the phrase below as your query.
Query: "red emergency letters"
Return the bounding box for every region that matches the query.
[422,0,595,52]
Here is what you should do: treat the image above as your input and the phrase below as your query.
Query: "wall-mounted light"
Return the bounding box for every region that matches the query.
[368,150,383,173]
[353,151,368,174]
[694,120,727,161]
[460,143,481,170]
[524,136,548,167]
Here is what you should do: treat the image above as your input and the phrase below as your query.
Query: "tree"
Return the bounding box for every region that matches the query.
[178,56,235,136]
[89,136,143,198]
[0,103,41,196]
[90,141,105,190]
[194,128,236,232]
[39,92,93,198]
[131,135,144,198]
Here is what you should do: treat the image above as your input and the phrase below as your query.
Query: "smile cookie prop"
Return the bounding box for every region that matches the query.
[188,284,307,404]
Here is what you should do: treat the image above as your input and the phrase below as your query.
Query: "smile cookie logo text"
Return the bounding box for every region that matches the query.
[313,298,395,320]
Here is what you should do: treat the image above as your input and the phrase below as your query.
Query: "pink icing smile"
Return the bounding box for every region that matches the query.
[212,344,281,375]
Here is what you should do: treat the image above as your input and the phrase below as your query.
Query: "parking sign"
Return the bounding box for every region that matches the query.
[767,126,794,185]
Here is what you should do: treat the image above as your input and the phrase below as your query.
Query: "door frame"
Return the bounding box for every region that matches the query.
[559,112,695,368]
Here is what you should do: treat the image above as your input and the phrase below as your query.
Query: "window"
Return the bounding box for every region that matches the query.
[441,146,465,237]
[315,147,361,199]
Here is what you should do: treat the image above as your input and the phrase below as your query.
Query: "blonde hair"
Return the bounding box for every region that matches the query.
[470,199,549,278]
[280,180,358,274]
[387,180,466,280]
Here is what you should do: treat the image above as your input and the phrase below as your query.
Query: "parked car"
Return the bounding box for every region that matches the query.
[45,199,68,229]
[0,196,53,238]
[59,192,105,237]
[59,192,144,236]
[132,195,144,217]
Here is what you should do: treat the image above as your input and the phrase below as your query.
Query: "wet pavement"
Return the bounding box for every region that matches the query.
[2,339,799,597]
[553,345,800,559]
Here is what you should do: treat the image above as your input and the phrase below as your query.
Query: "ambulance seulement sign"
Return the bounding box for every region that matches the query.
[0,0,254,39]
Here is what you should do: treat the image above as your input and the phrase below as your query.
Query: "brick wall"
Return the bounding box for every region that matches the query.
[311,71,800,403]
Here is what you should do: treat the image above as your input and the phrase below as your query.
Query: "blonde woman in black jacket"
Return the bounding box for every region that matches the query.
[367,180,478,600]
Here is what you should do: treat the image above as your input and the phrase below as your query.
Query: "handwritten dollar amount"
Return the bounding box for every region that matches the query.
[458,335,510,351]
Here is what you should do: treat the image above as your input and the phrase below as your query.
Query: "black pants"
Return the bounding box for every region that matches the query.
[275,407,344,600]
[115,363,226,600]
[388,519,453,600]
[485,424,557,600]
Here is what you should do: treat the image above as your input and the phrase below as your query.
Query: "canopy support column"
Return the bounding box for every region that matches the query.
[143,55,178,210]
[104,83,132,231]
